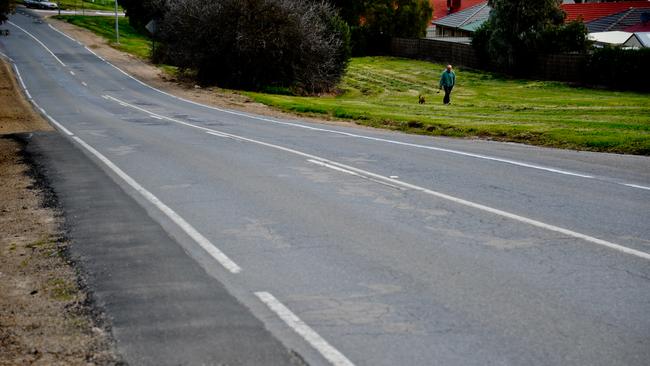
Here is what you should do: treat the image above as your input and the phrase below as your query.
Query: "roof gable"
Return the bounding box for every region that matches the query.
[634,31,650,46]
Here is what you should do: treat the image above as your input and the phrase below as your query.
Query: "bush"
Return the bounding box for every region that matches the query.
[156,0,350,94]
[585,48,650,92]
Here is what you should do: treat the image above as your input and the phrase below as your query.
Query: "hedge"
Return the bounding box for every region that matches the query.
[584,47,650,92]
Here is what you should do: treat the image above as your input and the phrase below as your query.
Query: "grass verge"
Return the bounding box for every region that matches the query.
[54,16,650,154]
[247,57,650,154]
[55,15,150,59]
[58,0,122,11]
[18,0,122,11]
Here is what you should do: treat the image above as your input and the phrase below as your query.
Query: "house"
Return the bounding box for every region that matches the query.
[428,2,490,38]
[427,0,488,38]
[428,0,650,43]
[588,30,649,48]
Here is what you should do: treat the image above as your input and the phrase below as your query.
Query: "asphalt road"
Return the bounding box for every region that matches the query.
[2,10,650,366]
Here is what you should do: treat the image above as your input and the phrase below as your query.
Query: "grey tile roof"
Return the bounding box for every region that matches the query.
[587,8,650,33]
[459,19,487,32]
[433,2,491,29]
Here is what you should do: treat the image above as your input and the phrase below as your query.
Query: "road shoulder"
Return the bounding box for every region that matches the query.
[19,130,304,365]
[2,51,301,364]
[0,57,121,364]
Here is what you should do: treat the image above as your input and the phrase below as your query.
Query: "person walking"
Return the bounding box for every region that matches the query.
[439,64,456,105]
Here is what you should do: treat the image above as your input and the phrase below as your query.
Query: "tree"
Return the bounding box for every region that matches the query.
[364,0,433,40]
[331,0,432,55]
[473,0,588,73]
[156,0,350,94]
[330,0,365,26]
[1,0,15,24]
[118,0,165,30]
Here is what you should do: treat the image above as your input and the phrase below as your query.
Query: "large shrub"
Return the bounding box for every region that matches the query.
[156,0,350,94]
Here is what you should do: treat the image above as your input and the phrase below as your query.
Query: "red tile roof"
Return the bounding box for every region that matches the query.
[430,0,487,21]
[430,1,650,27]
[562,1,650,23]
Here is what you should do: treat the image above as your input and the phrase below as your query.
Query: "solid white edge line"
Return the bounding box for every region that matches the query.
[255,292,355,366]
[9,63,240,273]
[0,50,14,62]
[105,96,650,261]
[12,63,74,136]
[83,46,106,62]
[71,136,242,274]
[12,64,29,95]
[39,107,73,136]
[48,23,78,43]
[7,21,66,66]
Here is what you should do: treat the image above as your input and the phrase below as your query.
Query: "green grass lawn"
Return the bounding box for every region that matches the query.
[247,58,650,154]
[53,15,650,154]
[55,15,150,59]
[57,0,122,12]
[18,0,122,11]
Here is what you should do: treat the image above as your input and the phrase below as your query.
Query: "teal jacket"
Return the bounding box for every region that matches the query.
[439,70,456,88]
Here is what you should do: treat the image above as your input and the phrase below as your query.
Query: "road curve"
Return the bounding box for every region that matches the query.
[2,9,650,366]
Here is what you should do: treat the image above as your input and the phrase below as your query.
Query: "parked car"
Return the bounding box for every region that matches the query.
[24,0,59,10]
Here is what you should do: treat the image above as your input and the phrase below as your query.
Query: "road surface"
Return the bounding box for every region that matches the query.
[2,10,650,366]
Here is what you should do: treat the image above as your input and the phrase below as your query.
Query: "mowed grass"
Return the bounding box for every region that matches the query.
[57,0,122,11]
[247,57,650,154]
[55,15,150,59]
[54,15,650,154]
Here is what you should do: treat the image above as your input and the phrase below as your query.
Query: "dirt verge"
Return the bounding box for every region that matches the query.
[0,60,51,134]
[0,58,122,365]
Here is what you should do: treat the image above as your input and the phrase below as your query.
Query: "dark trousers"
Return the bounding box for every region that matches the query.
[443,86,453,104]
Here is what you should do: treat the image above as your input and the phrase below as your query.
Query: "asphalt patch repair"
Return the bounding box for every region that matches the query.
[0,59,122,364]
[1,59,302,364]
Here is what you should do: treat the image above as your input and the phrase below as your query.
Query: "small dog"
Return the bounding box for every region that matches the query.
[418,95,426,104]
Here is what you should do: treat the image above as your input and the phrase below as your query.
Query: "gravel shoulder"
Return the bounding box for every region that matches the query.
[0,58,121,365]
